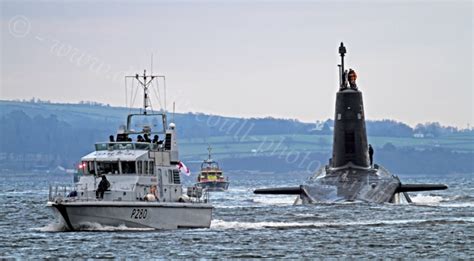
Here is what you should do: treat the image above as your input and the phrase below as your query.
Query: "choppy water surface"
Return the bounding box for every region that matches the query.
[0,172,472,258]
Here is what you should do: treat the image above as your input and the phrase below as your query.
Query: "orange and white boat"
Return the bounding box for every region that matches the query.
[196,146,229,192]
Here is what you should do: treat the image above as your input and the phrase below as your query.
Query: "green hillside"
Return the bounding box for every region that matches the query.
[1,100,472,174]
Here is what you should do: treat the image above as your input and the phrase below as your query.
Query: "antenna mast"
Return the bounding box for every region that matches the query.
[207,145,212,161]
[126,70,166,115]
[338,42,347,89]
[173,101,175,122]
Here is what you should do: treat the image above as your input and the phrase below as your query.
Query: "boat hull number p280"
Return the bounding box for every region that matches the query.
[131,208,148,219]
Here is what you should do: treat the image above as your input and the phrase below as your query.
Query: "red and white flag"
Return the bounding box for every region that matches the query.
[177,161,191,176]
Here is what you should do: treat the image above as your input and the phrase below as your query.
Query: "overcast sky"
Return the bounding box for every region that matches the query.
[1,0,472,128]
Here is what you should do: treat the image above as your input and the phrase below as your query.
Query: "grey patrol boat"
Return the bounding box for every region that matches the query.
[255,43,447,204]
[47,70,213,230]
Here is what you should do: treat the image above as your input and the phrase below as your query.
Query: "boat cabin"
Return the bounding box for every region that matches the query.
[198,160,225,182]
[73,113,186,203]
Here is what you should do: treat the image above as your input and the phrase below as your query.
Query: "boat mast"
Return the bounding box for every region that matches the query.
[207,145,212,161]
[338,42,347,89]
[125,70,166,115]
[135,70,153,115]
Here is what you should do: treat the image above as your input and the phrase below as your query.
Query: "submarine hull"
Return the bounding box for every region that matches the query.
[300,165,400,204]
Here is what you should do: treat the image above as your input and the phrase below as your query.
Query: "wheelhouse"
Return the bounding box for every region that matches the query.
[198,160,225,181]
[201,160,220,171]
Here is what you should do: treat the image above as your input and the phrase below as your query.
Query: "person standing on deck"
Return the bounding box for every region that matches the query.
[96,175,110,199]
[368,144,374,167]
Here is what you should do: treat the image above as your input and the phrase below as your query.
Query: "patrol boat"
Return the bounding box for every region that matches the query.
[196,146,229,192]
[254,43,447,204]
[47,70,213,230]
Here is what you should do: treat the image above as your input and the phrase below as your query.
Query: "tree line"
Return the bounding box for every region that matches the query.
[0,101,472,174]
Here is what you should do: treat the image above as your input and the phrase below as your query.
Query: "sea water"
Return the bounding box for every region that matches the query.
[0,172,472,258]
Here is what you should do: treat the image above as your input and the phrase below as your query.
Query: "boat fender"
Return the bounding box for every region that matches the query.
[144,194,157,201]
[178,195,190,203]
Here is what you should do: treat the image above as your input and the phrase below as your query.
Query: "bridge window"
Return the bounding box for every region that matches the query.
[112,143,134,150]
[95,142,148,151]
[135,143,151,150]
[148,161,154,174]
[95,143,108,151]
[86,161,96,175]
[168,169,173,183]
[136,161,154,175]
[137,161,143,174]
[97,161,119,174]
[121,161,136,174]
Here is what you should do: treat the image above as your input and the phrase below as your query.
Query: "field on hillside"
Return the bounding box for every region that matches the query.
[1,101,472,174]
[180,133,474,160]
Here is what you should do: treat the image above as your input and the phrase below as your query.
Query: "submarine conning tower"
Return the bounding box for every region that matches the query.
[331,43,370,169]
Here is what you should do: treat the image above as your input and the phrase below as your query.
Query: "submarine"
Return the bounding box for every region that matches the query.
[254,43,447,204]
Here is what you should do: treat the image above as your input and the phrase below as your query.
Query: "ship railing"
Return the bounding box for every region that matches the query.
[48,184,78,202]
[49,183,97,202]
[202,189,210,203]
[186,186,210,203]
[95,142,168,152]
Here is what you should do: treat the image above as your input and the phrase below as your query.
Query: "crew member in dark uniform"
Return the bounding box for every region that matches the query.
[348,69,357,89]
[144,134,151,142]
[368,144,374,167]
[96,175,110,199]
